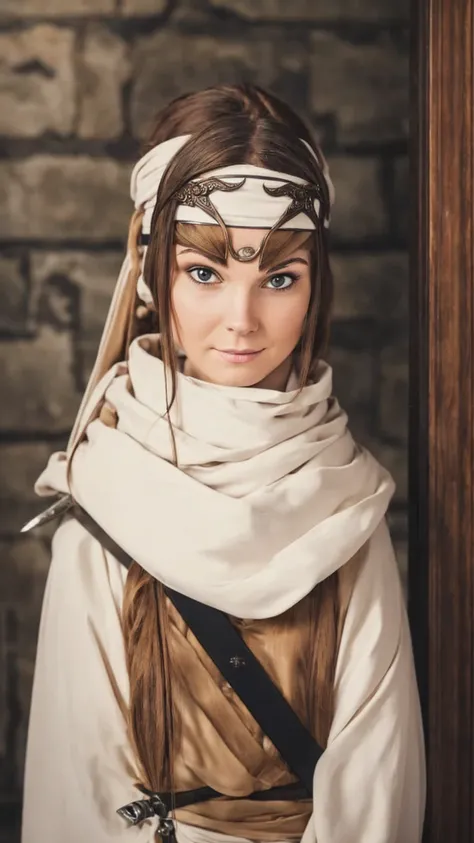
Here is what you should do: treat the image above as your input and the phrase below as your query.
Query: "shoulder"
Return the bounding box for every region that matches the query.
[354,519,402,603]
[339,519,401,600]
[337,520,404,669]
[47,514,128,615]
[37,514,131,695]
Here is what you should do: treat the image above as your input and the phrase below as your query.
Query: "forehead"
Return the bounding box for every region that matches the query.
[175,226,312,259]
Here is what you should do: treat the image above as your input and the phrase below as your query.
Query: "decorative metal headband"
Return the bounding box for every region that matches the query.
[139,176,328,263]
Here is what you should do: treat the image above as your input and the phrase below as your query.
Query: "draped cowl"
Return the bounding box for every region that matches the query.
[34,334,395,619]
[22,335,425,843]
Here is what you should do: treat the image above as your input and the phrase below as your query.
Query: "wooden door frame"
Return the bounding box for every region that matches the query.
[409,0,474,840]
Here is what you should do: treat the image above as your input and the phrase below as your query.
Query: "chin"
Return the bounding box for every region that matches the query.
[210,366,269,388]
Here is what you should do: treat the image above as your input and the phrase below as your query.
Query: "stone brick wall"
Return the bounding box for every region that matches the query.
[0,0,409,837]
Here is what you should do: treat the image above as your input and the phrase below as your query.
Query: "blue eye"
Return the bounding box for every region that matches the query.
[189,266,217,284]
[266,273,297,291]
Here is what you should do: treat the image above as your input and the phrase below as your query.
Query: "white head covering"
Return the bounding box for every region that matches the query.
[132,135,335,234]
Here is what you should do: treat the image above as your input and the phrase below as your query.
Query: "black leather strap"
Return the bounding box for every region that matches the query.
[72,505,323,796]
[118,782,310,828]
[141,780,310,809]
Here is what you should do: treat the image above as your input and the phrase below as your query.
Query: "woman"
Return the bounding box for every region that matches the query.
[21,84,425,843]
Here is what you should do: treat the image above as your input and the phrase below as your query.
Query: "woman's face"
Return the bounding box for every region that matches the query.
[171,227,312,390]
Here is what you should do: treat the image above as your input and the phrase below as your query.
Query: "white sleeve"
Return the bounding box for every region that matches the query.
[305,521,426,843]
[21,517,158,843]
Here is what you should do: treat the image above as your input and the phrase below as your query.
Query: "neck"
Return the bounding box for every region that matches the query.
[253,356,293,391]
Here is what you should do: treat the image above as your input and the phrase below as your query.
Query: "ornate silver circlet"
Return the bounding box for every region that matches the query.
[171,176,327,264]
[262,181,325,229]
[173,177,245,214]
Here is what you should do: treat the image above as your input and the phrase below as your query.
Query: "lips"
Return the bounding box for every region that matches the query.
[218,349,262,354]
[215,348,264,364]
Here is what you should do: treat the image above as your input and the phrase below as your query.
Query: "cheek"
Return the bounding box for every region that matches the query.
[171,278,215,339]
[266,287,311,339]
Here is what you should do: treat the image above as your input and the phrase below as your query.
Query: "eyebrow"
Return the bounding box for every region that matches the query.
[176,248,226,265]
[266,257,309,272]
[176,249,309,272]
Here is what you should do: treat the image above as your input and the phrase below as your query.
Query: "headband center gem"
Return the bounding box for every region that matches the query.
[237,246,256,259]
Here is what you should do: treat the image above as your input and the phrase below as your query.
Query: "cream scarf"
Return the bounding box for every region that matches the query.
[35,334,394,619]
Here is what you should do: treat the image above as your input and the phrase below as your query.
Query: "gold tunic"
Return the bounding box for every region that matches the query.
[166,557,359,841]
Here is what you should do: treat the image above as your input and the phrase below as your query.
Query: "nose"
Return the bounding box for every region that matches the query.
[224,286,259,335]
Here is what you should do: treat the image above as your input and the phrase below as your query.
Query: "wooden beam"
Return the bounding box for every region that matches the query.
[410,0,474,840]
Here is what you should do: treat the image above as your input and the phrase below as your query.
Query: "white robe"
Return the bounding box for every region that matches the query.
[22,336,425,842]
[22,516,425,843]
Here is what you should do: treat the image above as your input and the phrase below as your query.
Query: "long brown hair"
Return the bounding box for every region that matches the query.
[121,84,338,793]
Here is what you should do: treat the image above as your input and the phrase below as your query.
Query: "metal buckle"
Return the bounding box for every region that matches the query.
[117,793,168,826]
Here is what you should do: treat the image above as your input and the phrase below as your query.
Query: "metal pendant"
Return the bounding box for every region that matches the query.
[158,818,177,842]
[236,245,257,261]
